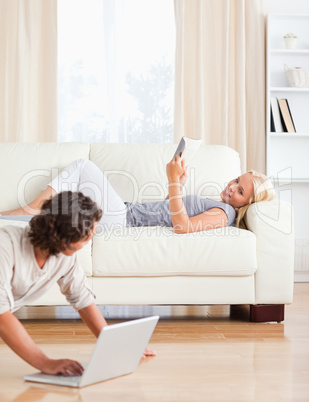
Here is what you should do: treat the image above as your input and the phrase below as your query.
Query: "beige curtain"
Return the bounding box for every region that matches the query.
[174,0,265,173]
[0,0,57,142]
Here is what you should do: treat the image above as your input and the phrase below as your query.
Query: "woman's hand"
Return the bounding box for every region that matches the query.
[179,166,188,189]
[166,153,186,184]
[41,358,84,376]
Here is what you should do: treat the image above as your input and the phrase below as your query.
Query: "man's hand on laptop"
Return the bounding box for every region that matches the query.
[41,358,84,376]
[142,347,156,359]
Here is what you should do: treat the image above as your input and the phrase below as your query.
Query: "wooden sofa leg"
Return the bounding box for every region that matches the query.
[250,304,285,323]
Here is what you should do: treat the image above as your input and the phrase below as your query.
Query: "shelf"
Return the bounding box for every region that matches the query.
[270,87,309,92]
[268,13,309,18]
[269,132,309,138]
[274,178,309,184]
[271,49,309,54]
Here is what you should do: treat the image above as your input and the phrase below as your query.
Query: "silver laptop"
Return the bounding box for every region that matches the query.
[24,315,159,388]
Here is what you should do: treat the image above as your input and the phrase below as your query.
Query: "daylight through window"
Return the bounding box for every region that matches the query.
[58,0,175,143]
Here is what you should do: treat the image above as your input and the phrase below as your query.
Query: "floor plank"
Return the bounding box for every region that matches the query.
[0,283,308,401]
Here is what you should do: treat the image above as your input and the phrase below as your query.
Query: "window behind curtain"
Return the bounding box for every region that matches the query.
[58,0,175,143]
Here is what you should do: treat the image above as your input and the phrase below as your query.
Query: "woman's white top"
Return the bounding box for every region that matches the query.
[0,226,95,315]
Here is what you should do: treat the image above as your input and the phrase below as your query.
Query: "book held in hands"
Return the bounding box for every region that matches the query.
[173,137,202,166]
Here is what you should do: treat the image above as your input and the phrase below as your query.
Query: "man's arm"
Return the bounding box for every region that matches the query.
[0,311,84,376]
[78,303,108,337]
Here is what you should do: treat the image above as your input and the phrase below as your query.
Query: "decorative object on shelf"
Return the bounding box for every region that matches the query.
[285,64,309,88]
[283,33,298,49]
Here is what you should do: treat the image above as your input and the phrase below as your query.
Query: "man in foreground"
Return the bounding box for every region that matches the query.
[0,191,154,376]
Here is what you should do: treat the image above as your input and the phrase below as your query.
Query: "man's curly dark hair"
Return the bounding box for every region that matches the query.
[28,191,102,256]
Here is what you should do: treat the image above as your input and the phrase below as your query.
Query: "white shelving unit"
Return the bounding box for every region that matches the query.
[267,14,309,180]
[267,14,309,280]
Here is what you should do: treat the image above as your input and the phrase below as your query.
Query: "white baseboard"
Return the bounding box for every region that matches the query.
[294,272,309,282]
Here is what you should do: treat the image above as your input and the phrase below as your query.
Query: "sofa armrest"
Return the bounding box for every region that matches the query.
[244,200,294,304]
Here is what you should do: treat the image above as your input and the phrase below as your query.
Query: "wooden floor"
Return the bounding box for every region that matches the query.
[1,283,309,402]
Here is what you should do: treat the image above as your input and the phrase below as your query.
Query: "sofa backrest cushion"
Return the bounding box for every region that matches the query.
[0,143,89,211]
[90,143,241,203]
[0,142,241,210]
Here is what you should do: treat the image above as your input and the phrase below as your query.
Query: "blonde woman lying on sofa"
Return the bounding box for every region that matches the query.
[0,154,275,233]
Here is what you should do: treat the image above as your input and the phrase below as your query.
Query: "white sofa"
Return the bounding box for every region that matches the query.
[0,143,294,322]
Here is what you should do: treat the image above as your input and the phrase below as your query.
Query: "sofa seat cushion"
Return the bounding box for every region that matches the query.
[92,226,257,277]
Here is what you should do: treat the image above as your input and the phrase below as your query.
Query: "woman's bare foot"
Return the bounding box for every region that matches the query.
[0,186,56,216]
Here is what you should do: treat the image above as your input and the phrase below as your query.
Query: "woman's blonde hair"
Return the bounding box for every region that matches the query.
[235,170,276,229]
